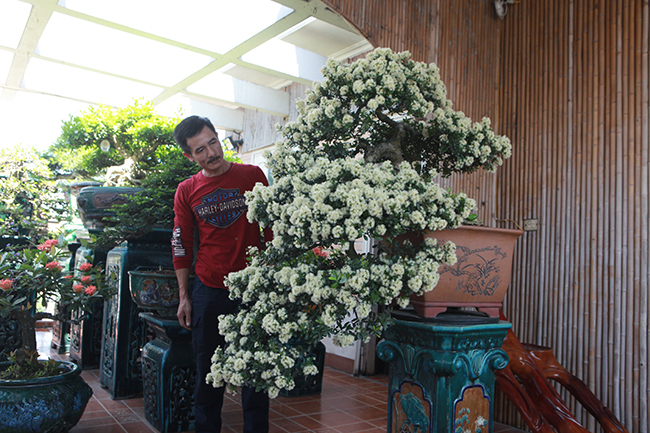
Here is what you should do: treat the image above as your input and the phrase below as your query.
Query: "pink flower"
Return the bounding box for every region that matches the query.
[73,284,84,294]
[81,276,92,284]
[79,263,93,272]
[0,279,14,291]
[45,261,62,272]
[84,285,97,296]
[37,239,58,252]
[64,275,74,279]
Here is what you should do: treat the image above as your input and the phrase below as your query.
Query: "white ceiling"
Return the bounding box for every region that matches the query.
[0,0,372,149]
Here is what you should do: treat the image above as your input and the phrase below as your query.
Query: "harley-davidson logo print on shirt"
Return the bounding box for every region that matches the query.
[194,187,247,228]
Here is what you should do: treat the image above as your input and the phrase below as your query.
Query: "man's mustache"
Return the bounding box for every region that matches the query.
[208,155,222,164]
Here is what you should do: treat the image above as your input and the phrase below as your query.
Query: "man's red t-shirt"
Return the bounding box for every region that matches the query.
[172,163,270,288]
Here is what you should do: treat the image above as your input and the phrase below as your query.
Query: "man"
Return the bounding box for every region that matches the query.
[172,115,271,433]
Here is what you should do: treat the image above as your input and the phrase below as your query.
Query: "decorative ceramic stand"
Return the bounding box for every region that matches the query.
[140,313,195,433]
[377,313,510,433]
[99,243,145,399]
[99,230,173,399]
[69,244,107,368]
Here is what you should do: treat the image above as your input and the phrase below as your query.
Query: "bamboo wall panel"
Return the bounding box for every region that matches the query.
[494,1,649,431]
[323,0,648,431]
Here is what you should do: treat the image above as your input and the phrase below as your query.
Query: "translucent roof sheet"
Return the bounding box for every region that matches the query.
[0,0,373,150]
[0,0,31,49]
[38,12,213,86]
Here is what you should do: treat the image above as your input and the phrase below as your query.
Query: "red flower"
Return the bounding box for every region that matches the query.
[79,263,93,272]
[312,247,329,258]
[64,275,74,279]
[73,284,84,294]
[37,239,59,252]
[0,279,14,291]
[81,276,92,284]
[45,261,62,272]
[84,285,97,296]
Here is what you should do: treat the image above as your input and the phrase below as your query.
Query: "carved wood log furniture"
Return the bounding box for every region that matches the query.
[497,312,628,433]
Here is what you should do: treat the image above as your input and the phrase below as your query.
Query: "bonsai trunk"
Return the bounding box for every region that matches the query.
[10,309,37,364]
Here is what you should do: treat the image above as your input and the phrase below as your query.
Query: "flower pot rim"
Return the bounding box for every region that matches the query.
[438,225,524,235]
[0,360,81,387]
[128,266,176,277]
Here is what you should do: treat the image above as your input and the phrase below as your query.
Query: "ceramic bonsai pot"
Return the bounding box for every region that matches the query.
[410,225,523,318]
[76,186,142,230]
[128,267,183,318]
[0,361,92,432]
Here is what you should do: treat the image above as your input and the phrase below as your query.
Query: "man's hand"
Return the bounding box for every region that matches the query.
[177,297,192,330]
[175,268,192,329]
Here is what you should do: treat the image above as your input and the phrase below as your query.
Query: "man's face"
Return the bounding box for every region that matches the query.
[184,125,229,176]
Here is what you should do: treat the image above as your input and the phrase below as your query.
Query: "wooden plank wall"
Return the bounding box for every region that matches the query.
[324,0,649,431]
[320,0,438,62]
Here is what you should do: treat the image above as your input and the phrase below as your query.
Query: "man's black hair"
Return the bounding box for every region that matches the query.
[173,115,218,154]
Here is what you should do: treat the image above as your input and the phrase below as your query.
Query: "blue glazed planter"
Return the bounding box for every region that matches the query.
[128,267,185,318]
[0,361,92,432]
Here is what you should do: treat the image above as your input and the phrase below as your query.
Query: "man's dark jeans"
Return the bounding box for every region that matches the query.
[191,278,269,433]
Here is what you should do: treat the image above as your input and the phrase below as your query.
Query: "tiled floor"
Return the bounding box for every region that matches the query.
[36,328,524,433]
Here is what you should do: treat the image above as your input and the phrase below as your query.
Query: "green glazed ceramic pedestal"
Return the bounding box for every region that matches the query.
[377,316,511,433]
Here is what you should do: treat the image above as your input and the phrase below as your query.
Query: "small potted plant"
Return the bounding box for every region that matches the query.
[0,238,112,432]
[206,48,515,398]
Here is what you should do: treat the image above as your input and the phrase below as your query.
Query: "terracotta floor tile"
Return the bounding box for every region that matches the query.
[309,410,363,427]
[349,427,386,433]
[79,410,112,420]
[270,404,302,418]
[270,416,311,432]
[320,395,371,411]
[122,421,158,433]
[342,404,387,421]
[291,415,328,430]
[73,416,120,429]
[99,398,130,410]
[267,423,287,433]
[70,425,126,433]
[123,397,146,408]
[330,420,375,431]
[284,399,335,415]
[221,409,244,427]
[83,398,106,413]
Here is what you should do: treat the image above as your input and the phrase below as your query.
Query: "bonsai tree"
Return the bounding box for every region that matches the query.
[0,145,70,240]
[48,99,179,186]
[206,48,512,397]
[0,238,112,378]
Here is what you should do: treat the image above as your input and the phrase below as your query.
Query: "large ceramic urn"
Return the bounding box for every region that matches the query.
[0,361,92,432]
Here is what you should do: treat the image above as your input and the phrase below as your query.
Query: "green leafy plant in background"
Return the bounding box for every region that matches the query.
[0,145,70,240]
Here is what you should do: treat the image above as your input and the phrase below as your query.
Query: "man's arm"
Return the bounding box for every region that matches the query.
[175,267,192,329]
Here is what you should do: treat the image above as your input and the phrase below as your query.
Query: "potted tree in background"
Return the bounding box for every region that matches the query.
[205,48,516,398]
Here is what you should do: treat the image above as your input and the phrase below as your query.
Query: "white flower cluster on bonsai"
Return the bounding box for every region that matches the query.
[206,48,512,397]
